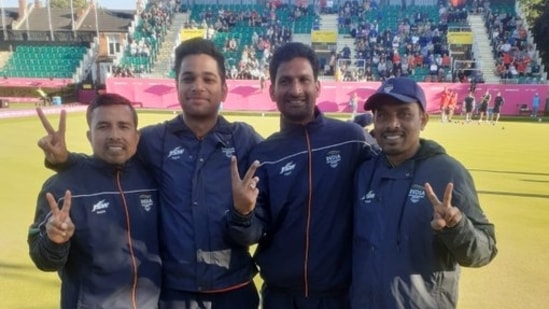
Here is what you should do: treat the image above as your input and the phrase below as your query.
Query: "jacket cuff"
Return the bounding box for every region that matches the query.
[41,234,70,255]
[437,215,467,234]
[227,209,253,227]
[44,153,77,172]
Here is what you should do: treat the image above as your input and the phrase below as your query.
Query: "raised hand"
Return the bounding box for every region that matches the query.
[36,108,69,164]
[425,182,463,231]
[230,156,260,216]
[45,190,75,244]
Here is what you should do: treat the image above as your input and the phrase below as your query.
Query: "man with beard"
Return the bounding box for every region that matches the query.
[227,42,375,308]
[351,77,497,309]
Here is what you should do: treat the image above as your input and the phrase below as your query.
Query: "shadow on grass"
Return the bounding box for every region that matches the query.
[520,179,549,183]
[478,190,549,199]
[469,168,549,177]
[0,261,59,286]
[0,261,36,270]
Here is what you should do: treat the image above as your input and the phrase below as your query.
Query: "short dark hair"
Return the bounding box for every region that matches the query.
[174,38,226,84]
[86,93,138,127]
[269,42,319,82]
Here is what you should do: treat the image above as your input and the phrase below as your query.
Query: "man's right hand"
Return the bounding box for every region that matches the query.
[37,108,69,164]
[230,156,260,216]
[45,190,75,244]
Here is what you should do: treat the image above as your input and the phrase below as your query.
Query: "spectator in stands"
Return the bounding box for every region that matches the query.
[530,61,541,78]
[429,62,440,80]
[252,31,259,46]
[228,37,238,52]
[495,61,506,79]
[229,65,238,79]
[508,62,519,79]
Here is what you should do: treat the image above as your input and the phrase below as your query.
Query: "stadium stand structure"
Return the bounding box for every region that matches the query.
[0,0,545,87]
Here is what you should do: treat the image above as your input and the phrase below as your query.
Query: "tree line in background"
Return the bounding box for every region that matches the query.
[520,0,549,70]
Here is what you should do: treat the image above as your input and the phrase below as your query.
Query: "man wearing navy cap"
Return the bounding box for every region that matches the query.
[351,77,497,309]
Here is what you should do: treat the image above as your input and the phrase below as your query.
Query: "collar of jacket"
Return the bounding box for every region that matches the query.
[85,155,137,175]
[164,114,233,147]
[382,138,447,168]
[280,107,325,133]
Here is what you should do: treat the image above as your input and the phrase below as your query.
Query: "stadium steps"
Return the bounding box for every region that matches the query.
[467,14,500,83]
[150,12,189,78]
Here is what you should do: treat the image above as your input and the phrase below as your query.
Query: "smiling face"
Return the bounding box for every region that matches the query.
[269,57,320,125]
[87,104,140,165]
[372,97,428,166]
[176,54,228,120]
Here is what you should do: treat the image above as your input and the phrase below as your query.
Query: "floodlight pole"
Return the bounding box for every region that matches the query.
[47,0,54,41]
[94,0,99,38]
[0,0,7,40]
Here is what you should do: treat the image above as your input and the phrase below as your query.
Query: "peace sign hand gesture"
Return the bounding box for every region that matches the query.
[36,108,69,164]
[231,156,260,216]
[425,182,463,231]
[45,190,75,244]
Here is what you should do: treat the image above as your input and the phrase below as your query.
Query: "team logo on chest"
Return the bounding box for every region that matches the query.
[140,194,154,212]
[221,146,235,158]
[408,184,426,204]
[325,150,342,168]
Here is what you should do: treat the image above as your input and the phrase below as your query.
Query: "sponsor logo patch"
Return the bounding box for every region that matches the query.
[361,190,376,204]
[280,161,296,176]
[167,146,185,160]
[91,199,109,214]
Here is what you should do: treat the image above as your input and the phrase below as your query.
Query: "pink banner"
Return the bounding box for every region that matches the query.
[0,78,71,88]
[106,78,548,116]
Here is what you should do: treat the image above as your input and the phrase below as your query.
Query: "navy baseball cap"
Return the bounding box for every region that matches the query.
[364,77,427,111]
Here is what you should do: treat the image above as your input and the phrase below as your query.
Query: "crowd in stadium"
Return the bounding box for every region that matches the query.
[333,0,471,82]
[118,0,177,76]
[177,0,297,81]
[486,8,543,82]
[94,0,543,86]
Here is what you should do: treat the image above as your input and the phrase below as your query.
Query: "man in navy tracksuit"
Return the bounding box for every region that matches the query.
[29,94,161,309]
[141,38,262,309]
[352,77,497,309]
[227,42,374,308]
[38,39,263,308]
